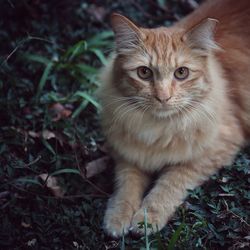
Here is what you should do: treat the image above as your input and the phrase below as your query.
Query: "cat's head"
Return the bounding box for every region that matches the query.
[110,13,219,118]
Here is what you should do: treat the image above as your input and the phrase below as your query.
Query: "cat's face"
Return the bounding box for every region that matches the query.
[111,14,218,118]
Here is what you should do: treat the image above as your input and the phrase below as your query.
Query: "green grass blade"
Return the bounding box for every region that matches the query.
[76,63,98,74]
[74,91,101,110]
[67,40,88,61]
[42,138,56,155]
[167,223,185,250]
[154,227,165,250]
[90,48,107,65]
[121,229,126,250]
[71,100,89,119]
[49,168,81,177]
[36,61,53,102]
[144,208,150,250]
[157,0,166,9]
[87,31,114,47]
[15,177,43,187]
[21,53,50,65]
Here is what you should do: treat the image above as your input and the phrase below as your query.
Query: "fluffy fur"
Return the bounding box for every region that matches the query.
[98,0,250,237]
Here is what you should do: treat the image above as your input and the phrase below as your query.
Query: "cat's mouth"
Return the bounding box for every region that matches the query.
[152,106,177,118]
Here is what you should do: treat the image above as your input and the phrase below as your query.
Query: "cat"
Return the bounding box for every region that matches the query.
[98,0,250,237]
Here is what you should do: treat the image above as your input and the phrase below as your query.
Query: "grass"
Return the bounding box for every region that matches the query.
[0,1,249,249]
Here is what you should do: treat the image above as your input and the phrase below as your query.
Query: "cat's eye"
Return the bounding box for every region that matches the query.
[174,67,189,80]
[137,66,153,80]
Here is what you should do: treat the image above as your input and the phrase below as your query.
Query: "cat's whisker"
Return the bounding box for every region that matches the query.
[188,99,217,123]
[137,103,151,126]
[107,102,133,134]
[109,102,143,133]
[112,100,152,132]
[134,103,151,131]
[171,97,217,127]
[103,99,140,111]
[170,98,215,128]
[100,94,148,110]
[113,100,137,116]
[185,102,217,127]
[114,104,141,127]
[102,99,131,110]
[176,105,194,128]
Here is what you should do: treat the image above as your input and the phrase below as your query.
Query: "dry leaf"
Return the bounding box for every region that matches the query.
[42,130,56,140]
[28,130,64,146]
[28,131,40,138]
[49,103,72,121]
[39,174,65,197]
[221,177,228,183]
[27,239,37,247]
[21,222,32,228]
[85,156,109,178]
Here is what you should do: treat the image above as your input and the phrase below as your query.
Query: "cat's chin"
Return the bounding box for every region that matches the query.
[151,108,177,119]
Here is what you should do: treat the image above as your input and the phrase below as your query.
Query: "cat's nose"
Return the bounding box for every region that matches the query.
[155,95,172,103]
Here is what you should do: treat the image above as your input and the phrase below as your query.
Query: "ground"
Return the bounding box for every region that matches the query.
[0,0,249,249]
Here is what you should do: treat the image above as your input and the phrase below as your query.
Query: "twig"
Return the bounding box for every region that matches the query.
[24,155,42,168]
[10,183,106,200]
[223,199,250,227]
[1,35,64,67]
[74,151,110,197]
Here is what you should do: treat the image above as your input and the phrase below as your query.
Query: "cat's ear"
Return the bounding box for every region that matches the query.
[184,18,219,52]
[110,13,143,53]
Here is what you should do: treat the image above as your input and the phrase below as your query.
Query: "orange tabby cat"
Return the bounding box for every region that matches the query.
[98,0,250,237]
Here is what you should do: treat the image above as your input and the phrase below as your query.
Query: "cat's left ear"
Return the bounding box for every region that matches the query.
[183,18,219,53]
[110,13,144,54]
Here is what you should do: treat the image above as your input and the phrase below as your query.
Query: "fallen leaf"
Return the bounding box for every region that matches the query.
[27,239,37,247]
[221,177,228,183]
[39,174,65,197]
[49,103,72,121]
[28,130,64,146]
[42,130,56,140]
[21,222,32,228]
[73,241,79,248]
[85,156,109,178]
[27,131,38,138]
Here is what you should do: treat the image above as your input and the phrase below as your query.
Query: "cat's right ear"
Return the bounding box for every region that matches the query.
[183,18,219,53]
[110,13,143,53]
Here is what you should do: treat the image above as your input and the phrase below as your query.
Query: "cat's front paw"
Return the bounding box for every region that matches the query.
[131,202,167,235]
[103,201,135,237]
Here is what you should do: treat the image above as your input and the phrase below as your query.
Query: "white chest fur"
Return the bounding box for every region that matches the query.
[106,109,217,171]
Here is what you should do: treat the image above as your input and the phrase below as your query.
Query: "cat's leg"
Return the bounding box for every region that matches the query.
[130,158,232,235]
[103,162,150,237]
